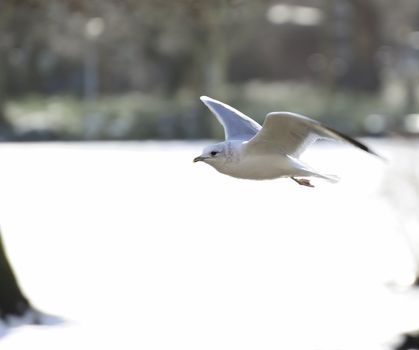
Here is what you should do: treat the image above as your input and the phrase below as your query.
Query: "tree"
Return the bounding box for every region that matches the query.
[0,230,32,321]
[0,3,14,138]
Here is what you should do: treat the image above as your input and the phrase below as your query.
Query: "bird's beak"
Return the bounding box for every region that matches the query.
[193,156,207,163]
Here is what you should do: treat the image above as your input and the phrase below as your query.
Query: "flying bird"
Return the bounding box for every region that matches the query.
[193,96,382,187]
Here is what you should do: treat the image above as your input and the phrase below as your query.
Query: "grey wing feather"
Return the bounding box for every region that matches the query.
[246,111,382,159]
[200,96,261,141]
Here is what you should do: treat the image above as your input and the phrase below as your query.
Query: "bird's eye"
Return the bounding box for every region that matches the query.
[210,151,218,156]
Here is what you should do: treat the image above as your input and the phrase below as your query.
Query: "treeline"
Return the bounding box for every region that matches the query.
[0,0,418,139]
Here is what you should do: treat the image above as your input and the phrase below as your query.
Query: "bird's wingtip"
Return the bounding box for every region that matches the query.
[200,96,223,109]
[200,96,222,105]
[200,95,211,102]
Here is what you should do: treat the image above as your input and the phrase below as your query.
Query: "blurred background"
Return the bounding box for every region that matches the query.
[1,0,419,140]
[3,1,419,350]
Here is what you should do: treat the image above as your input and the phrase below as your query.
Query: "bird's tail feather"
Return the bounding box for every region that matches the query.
[309,171,340,183]
[320,173,340,183]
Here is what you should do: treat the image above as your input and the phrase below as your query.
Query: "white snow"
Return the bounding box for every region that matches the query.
[0,140,418,350]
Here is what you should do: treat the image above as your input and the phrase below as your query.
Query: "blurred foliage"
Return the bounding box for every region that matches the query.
[4,84,392,140]
[1,0,419,139]
[5,93,203,140]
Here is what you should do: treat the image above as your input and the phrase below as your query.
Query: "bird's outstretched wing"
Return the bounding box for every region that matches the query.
[245,111,383,158]
[200,96,261,141]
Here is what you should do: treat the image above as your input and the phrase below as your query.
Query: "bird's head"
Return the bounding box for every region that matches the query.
[193,142,227,165]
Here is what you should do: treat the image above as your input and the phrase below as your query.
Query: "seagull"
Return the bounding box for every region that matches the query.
[193,96,382,187]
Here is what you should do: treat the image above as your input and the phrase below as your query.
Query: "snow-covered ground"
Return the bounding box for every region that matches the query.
[0,140,419,350]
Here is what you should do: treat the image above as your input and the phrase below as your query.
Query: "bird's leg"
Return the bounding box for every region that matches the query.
[291,177,314,188]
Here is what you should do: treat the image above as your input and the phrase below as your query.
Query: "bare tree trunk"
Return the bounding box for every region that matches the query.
[0,2,12,138]
[348,0,381,91]
[0,231,31,320]
[203,3,228,98]
[0,53,13,139]
[320,0,381,91]
[320,0,338,90]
